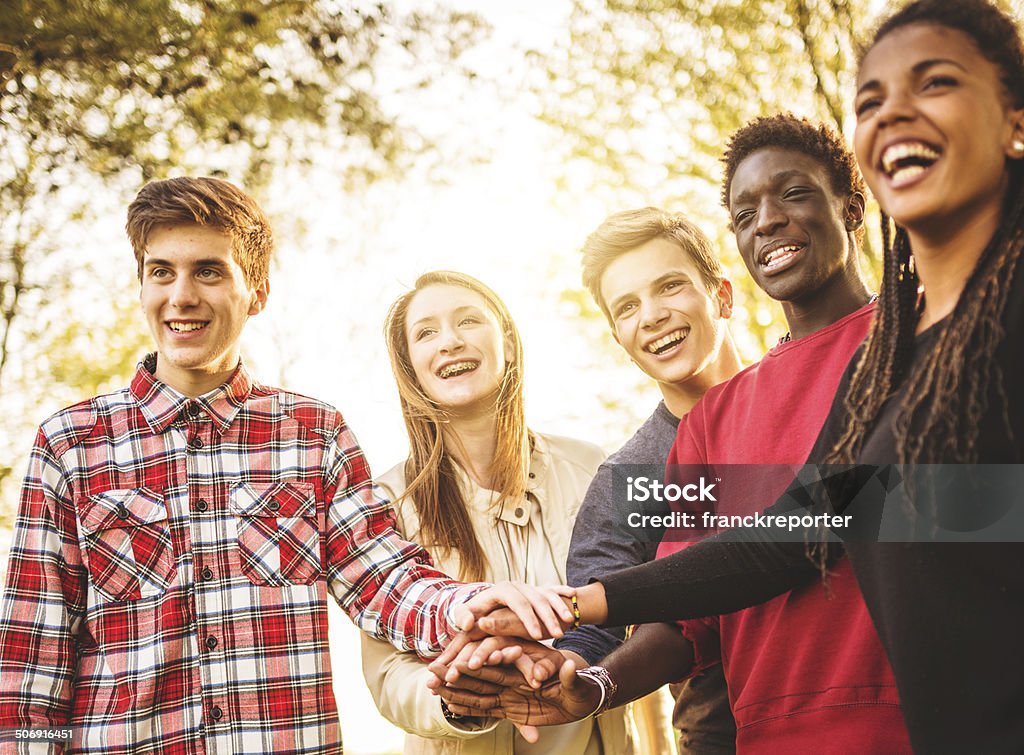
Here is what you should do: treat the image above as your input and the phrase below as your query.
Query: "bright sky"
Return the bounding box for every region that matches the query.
[242,0,667,480]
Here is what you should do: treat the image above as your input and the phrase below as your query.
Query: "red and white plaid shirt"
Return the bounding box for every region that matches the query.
[0,357,479,754]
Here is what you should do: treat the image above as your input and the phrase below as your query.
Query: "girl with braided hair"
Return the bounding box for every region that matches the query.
[832,0,1024,467]
[445,1,1024,751]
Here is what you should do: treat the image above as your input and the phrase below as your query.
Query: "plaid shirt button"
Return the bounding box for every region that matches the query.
[200,566,214,581]
[196,498,209,512]
[210,706,223,721]
[188,437,204,450]
[205,635,218,650]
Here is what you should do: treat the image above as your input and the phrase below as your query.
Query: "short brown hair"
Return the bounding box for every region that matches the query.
[581,207,723,323]
[125,176,273,287]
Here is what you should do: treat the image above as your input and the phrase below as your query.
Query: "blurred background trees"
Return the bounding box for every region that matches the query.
[537,0,861,192]
[533,0,874,356]
[0,0,484,502]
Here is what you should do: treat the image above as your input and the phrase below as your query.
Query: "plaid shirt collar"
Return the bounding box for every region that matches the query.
[129,352,254,436]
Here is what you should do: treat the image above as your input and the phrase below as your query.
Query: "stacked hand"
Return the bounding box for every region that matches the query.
[452,582,577,642]
[427,636,601,743]
[433,580,611,742]
[453,580,607,641]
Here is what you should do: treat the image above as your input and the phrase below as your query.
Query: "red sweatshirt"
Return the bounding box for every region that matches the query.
[659,304,912,753]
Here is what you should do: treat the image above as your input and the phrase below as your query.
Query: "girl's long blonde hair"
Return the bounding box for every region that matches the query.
[384,271,529,581]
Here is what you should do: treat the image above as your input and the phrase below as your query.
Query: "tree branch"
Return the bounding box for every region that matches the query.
[792,0,845,132]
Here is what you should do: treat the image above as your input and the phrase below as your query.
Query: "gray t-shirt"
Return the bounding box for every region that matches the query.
[556,401,678,660]
[555,401,736,754]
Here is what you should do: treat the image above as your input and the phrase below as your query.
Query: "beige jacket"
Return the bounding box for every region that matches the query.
[360,433,636,755]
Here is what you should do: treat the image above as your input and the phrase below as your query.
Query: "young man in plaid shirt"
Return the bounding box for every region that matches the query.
[0,177,568,754]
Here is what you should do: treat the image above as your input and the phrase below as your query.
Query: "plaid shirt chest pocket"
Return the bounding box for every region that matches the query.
[79,488,177,602]
[230,481,321,585]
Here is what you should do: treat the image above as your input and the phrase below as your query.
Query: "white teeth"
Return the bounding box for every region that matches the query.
[890,164,927,187]
[169,322,206,333]
[647,329,688,354]
[438,361,478,378]
[762,245,803,267]
[881,142,940,175]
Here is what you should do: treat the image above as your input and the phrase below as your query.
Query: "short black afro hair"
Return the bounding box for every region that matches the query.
[720,114,866,211]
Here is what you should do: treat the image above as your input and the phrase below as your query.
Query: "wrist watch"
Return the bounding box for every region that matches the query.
[575,665,618,717]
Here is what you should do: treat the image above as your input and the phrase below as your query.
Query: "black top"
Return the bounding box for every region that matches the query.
[601,265,1024,753]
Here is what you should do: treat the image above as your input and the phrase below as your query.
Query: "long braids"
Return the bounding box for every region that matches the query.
[827,175,1024,465]
[825,211,919,464]
[895,178,1024,462]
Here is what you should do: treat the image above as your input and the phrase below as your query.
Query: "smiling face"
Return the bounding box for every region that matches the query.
[140,224,268,396]
[854,23,1024,237]
[728,147,861,304]
[600,237,731,402]
[404,283,512,415]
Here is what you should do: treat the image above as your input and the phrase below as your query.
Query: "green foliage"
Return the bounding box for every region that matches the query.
[0,0,485,519]
[34,272,151,399]
[0,0,482,184]
[536,0,864,194]
[534,0,873,353]
[0,0,485,390]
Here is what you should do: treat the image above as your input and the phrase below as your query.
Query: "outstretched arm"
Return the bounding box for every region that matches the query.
[460,507,838,638]
[452,582,577,640]
[555,461,659,664]
[323,425,578,656]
